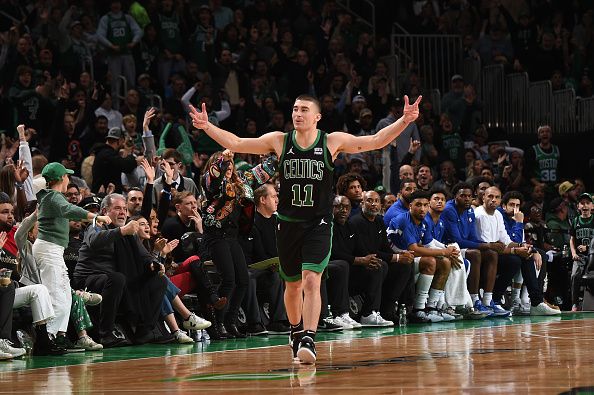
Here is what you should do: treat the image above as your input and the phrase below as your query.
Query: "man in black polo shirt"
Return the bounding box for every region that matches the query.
[349,190,415,325]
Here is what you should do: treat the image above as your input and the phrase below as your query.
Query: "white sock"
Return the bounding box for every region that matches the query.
[482,292,493,306]
[521,286,530,305]
[427,288,444,308]
[470,293,479,303]
[437,292,446,310]
[511,287,521,303]
[414,274,434,310]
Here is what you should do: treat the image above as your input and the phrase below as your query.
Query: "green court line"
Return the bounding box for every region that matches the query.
[1,313,592,373]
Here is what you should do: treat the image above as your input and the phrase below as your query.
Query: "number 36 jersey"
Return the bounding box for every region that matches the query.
[278,129,335,222]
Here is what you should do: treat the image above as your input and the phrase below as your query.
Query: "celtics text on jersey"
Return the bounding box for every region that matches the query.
[278,130,334,221]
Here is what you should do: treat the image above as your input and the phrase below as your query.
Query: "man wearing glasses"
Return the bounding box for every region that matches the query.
[153,148,199,209]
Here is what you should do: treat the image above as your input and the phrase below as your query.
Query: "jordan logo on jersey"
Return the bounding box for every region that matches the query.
[319,218,328,225]
[287,147,295,155]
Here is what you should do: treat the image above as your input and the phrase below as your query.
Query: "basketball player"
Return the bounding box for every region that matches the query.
[189,94,421,364]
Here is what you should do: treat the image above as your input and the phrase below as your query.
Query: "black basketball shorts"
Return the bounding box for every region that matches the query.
[276,216,332,282]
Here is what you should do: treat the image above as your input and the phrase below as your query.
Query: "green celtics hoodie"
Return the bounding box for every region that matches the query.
[36,189,89,248]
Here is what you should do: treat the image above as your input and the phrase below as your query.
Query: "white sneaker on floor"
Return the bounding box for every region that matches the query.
[0,339,26,358]
[338,313,362,329]
[360,311,393,327]
[433,308,456,321]
[173,330,194,343]
[530,302,562,316]
[75,335,103,351]
[325,316,352,329]
[183,313,212,331]
[0,350,12,360]
[511,300,531,316]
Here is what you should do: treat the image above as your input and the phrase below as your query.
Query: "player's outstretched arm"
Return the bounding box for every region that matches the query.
[328,95,421,155]
[189,103,283,155]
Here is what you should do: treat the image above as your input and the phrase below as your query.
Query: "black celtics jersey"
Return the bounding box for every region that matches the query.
[278,129,334,221]
[570,215,594,249]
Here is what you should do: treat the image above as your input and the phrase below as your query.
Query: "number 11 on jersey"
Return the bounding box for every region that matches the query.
[292,184,314,207]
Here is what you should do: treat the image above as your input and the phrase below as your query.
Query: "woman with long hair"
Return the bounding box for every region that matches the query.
[201,149,276,338]
[132,214,211,342]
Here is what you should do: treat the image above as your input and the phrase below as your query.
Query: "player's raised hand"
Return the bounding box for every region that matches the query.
[189,103,210,132]
[402,95,422,124]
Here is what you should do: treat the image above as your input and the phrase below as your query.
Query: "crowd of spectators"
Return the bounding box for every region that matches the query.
[0,0,593,359]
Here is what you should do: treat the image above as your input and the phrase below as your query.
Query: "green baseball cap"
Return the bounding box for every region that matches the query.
[578,192,593,202]
[41,162,74,182]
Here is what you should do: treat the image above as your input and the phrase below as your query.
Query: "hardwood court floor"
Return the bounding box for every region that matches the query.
[2,313,594,394]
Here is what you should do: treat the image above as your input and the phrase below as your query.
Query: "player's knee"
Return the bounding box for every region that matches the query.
[420,257,436,274]
[483,250,498,262]
[301,271,321,294]
[466,249,480,264]
[285,280,302,295]
[437,257,451,272]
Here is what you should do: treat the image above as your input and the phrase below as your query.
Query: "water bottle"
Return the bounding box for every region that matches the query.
[562,245,569,259]
[399,306,408,327]
[16,330,33,355]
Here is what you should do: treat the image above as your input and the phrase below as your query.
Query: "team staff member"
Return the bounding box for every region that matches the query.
[189,93,421,364]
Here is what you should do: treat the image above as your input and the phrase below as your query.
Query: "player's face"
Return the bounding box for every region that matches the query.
[503,198,521,217]
[292,99,320,131]
[400,182,417,202]
[483,187,501,212]
[346,181,363,203]
[429,193,446,213]
[455,188,473,210]
[382,194,396,212]
[332,196,351,225]
[410,198,429,221]
[476,182,490,201]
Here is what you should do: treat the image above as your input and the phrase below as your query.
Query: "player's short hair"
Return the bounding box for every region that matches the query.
[400,178,416,191]
[502,190,524,205]
[429,187,449,200]
[294,94,321,112]
[336,173,367,195]
[410,190,431,202]
[452,182,474,196]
